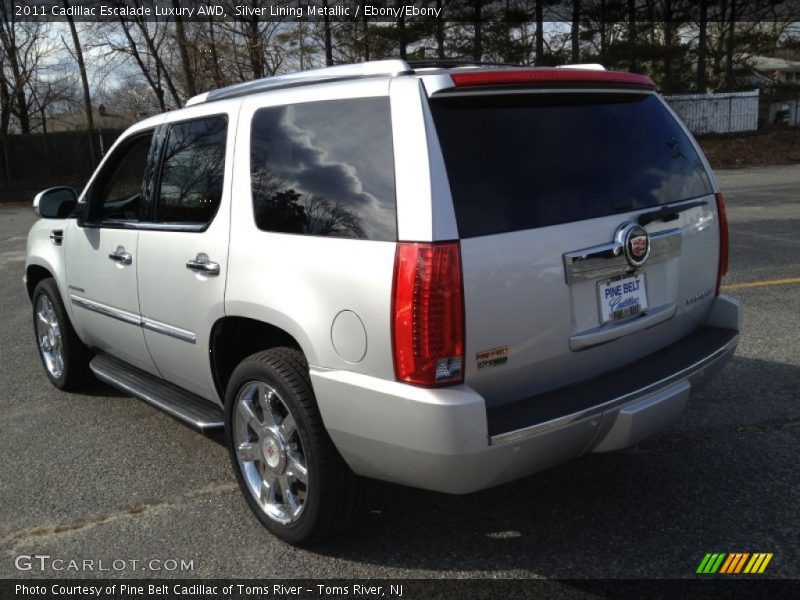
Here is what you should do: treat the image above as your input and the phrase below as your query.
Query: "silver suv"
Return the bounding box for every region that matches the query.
[25,60,739,544]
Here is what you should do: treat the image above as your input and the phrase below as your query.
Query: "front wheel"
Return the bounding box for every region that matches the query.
[32,278,91,390]
[225,348,364,545]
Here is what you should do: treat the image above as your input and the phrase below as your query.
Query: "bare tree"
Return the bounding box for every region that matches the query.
[571,0,581,62]
[697,0,708,91]
[0,5,45,134]
[172,0,197,97]
[63,0,95,164]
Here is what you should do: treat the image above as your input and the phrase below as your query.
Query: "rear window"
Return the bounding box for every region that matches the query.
[430,93,712,238]
[250,97,396,241]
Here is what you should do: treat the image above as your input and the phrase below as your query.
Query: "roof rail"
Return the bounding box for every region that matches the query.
[408,59,525,70]
[186,60,412,106]
[558,63,606,71]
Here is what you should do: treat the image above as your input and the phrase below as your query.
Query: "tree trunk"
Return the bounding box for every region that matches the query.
[697,0,708,91]
[571,0,580,63]
[663,0,673,92]
[247,15,264,79]
[628,0,637,72]
[64,0,96,167]
[172,0,196,97]
[725,0,737,91]
[473,1,482,61]
[535,0,544,63]
[322,0,333,66]
[362,15,370,61]
[0,63,10,137]
[398,13,407,60]
[599,0,607,64]
[208,18,224,88]
[435,0,445,59]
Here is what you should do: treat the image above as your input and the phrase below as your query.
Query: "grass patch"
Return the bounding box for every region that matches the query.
[697,125,800,169]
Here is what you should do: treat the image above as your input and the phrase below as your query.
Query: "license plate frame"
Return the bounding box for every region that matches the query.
[597,273,648,324]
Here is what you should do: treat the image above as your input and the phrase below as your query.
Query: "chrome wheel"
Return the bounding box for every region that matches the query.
[35,294,64,379]
[233,381,308,524]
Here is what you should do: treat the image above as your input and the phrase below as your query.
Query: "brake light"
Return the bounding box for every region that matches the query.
[392,242,464,386]
[450,69,655,89]
[715,192,729,295]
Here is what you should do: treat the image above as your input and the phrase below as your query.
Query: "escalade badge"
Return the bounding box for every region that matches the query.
[616,222,651,268]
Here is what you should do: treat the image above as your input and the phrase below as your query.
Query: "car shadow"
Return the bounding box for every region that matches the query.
[304,355,799,578]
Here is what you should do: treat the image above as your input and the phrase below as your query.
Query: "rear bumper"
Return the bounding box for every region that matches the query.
[312,294,739,494]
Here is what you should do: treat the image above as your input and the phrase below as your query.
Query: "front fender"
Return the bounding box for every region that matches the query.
[25,218,74,322]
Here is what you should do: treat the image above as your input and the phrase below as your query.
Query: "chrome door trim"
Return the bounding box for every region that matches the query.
[70,295,141,327]
[563,227,682,284]
[141,317,197,344]
[70,295,196,344]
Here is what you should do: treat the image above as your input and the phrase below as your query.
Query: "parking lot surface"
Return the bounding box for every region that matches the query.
[1,165,798,579]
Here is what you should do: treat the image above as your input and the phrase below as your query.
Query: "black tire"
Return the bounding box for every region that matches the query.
[224,347,364,545]
[31,278,92,390]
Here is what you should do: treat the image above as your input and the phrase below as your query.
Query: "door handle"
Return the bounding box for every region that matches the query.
[186,253,220,276]
[108,246,132,265]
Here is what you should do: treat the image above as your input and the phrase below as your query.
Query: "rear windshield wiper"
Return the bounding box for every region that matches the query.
[637,199,708,226]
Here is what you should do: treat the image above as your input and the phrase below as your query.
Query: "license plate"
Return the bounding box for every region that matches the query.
[597,273,648,324]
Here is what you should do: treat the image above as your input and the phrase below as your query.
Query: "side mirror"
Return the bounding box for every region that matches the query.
[33,187,78,219]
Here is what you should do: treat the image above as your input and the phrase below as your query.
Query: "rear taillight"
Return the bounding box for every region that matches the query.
[392,242,465,387]
[715,192,729,295]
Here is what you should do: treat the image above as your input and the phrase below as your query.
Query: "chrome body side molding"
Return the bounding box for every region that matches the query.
[70,295,141,327]
[70,295,196,344]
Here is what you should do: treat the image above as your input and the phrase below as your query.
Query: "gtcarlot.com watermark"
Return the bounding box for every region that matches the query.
[15,554,194,572]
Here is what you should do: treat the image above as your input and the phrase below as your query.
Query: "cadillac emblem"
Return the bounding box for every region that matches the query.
[616,222,651,268]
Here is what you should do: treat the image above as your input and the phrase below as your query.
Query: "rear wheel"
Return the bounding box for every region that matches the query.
[225,347,363,545]
[32,278,92,390]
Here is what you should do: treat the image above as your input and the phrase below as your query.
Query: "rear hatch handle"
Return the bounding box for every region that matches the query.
[637,200,708,226]
[569,303,678,351]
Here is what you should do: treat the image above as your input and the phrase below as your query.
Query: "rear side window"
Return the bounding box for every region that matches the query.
[250,97,396,241]
[430,93,712,238]
[156,115,228,224]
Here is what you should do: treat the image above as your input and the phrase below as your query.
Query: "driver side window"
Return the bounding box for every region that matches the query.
[90,132,154,222]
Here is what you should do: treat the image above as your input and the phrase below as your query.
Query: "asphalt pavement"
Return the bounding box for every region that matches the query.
[0,165,798,580]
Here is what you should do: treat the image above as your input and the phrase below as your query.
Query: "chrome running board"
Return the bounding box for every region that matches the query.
[90,353,224,431]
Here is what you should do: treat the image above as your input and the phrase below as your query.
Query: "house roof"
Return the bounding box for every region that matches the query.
[750,55,800,73]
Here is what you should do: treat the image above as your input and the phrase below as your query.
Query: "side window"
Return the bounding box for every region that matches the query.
[155,116,228,225]
[90,132,153,222]
[250,97,396,241]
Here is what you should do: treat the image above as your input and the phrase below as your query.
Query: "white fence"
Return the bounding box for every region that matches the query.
[663,90,759,134]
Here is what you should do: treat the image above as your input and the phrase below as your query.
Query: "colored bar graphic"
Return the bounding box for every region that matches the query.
[758,554,773,573]
[733,553,750,573]
[719,554,736,574]
[697,553,728,574]
[697,553,713,574]
[745,554,761,574]
[710,553,726,573]
[697,552,772,574]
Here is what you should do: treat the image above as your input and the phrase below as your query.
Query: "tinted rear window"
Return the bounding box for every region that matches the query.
[250,97,396,241]
[430,93,712,238]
